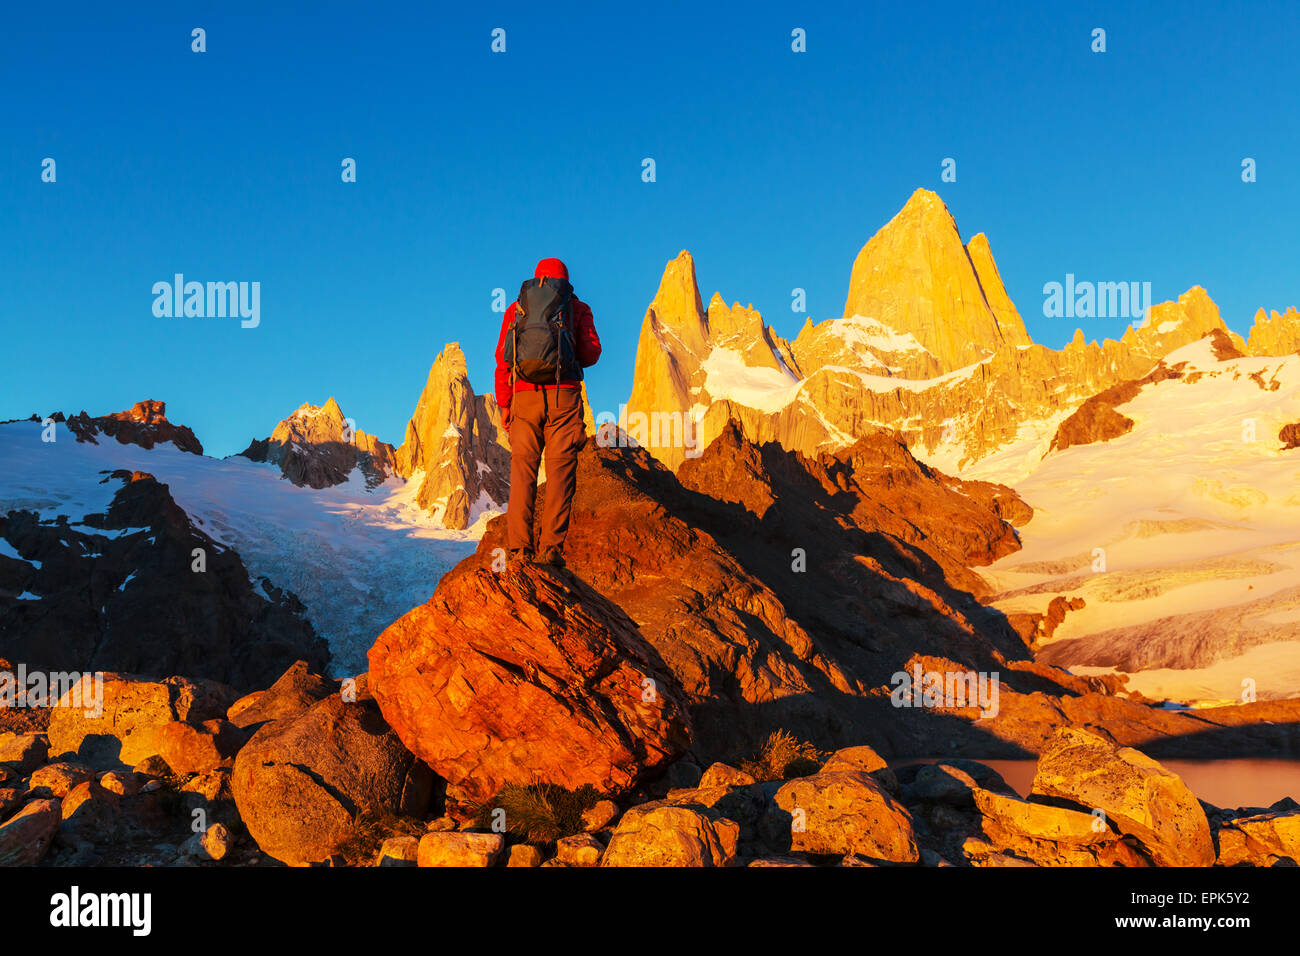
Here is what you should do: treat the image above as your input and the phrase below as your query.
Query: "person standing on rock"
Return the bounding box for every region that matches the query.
[494,257,601,567]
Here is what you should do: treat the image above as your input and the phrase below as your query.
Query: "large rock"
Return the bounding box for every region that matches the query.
[0,732,48,774]
[474,434,1040,766]
[226,659,336,729]
[155,719,245,774]
[555,832,605,866]
[416,832,505,867]
[28,762,94,798]
[601,804,740,867]
[821,745,889,776]
[47,674,236,768]
[231,693,433,867]
[59,779,123,844]
[367,562,692,804]
[970,787,1148,867]
[1216,806,1300,866]
[0,798,61,865]
[765,770,918,863]
[1030,726,1214,867]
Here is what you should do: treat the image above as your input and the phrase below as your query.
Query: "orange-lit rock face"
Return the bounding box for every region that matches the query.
[394,342,509,529]
[621,191,1291,478]
[843,188,1031,374]
[1246,306,1300,356]
[108,399,170,425]
[367,562,693,804]
[241,396,398,492]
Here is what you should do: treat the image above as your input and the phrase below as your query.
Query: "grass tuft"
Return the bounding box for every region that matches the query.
[736,729,825,781]
[472,782,601,845]
[331,810,426,867]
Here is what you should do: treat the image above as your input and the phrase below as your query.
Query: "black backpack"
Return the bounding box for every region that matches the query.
[504,276,583,385]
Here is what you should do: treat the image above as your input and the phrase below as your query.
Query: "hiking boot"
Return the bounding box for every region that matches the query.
[507,548,535,569]
[536,546,565,568]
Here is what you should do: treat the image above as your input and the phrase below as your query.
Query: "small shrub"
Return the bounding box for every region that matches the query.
[331,810,425,867]
[473,782,601,845]
[736,730,825,782]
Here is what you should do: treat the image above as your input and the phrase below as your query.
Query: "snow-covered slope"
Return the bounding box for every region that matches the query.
[0,421,489,674]
[980,339,1300,703]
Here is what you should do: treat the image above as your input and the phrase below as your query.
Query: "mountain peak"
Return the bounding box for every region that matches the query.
[1123,286,1238,356]
[1246,305,1300,356]
[395,342,508,529]
[243,398,396,490]
[435,341,468,368]
[648,250,708,354]
[843,191,1021,370]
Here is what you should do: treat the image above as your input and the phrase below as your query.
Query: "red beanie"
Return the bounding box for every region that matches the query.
[534,257,569,281]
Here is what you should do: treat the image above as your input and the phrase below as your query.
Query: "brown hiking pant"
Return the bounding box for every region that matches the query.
[506,386,585,553]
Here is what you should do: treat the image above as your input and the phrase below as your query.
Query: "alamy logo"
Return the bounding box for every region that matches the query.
[0,665,103,717]
[1042,274,1151,323]
[890,664,999,718]
[593,406,703,458]
[152,274,260,328]
[49,886,151,936]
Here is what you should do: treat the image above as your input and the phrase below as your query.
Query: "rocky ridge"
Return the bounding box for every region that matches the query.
[239,396,398,491]
[623,189,1300,478]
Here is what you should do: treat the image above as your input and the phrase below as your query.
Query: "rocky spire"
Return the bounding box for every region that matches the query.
[842,188,1022,371]
[395,343,509,530]
[1245,305,1300,356]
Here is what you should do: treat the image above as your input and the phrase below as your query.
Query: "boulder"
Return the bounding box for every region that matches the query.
[1217,807,1300,866]
[201,822,234,861]
[377,836,420,866]
[555,832,604,866]
[367,563,691,803]
[699,763,757,789]
[155,719,245,774]
[132,755,172,779]
[507,844,544,867]
[0,798,61,865]
[582,799,620,832]
[601,804,740,867]
[180,768,233,802]
[226,660,336,730]
[1030,726,1214,867]
[971,787,1149,866]
[98,770,144,796]
[820,745,888,775]
[0,732,48,774]
[231,694,433,867]
[910,763,981,806]
[59,779,122,844]
[0,787,22,819]
[765,770,918,863]
[28,762,94,798]
[416,832,505,867]
[666,783,769,845]
[47,674,236,768]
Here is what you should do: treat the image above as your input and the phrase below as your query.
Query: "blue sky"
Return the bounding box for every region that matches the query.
[2,0,1297,457]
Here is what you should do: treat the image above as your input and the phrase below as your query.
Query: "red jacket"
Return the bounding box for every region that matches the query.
[494,297,601,411]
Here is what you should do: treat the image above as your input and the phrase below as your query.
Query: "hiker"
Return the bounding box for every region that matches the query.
[494,257,601,567]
